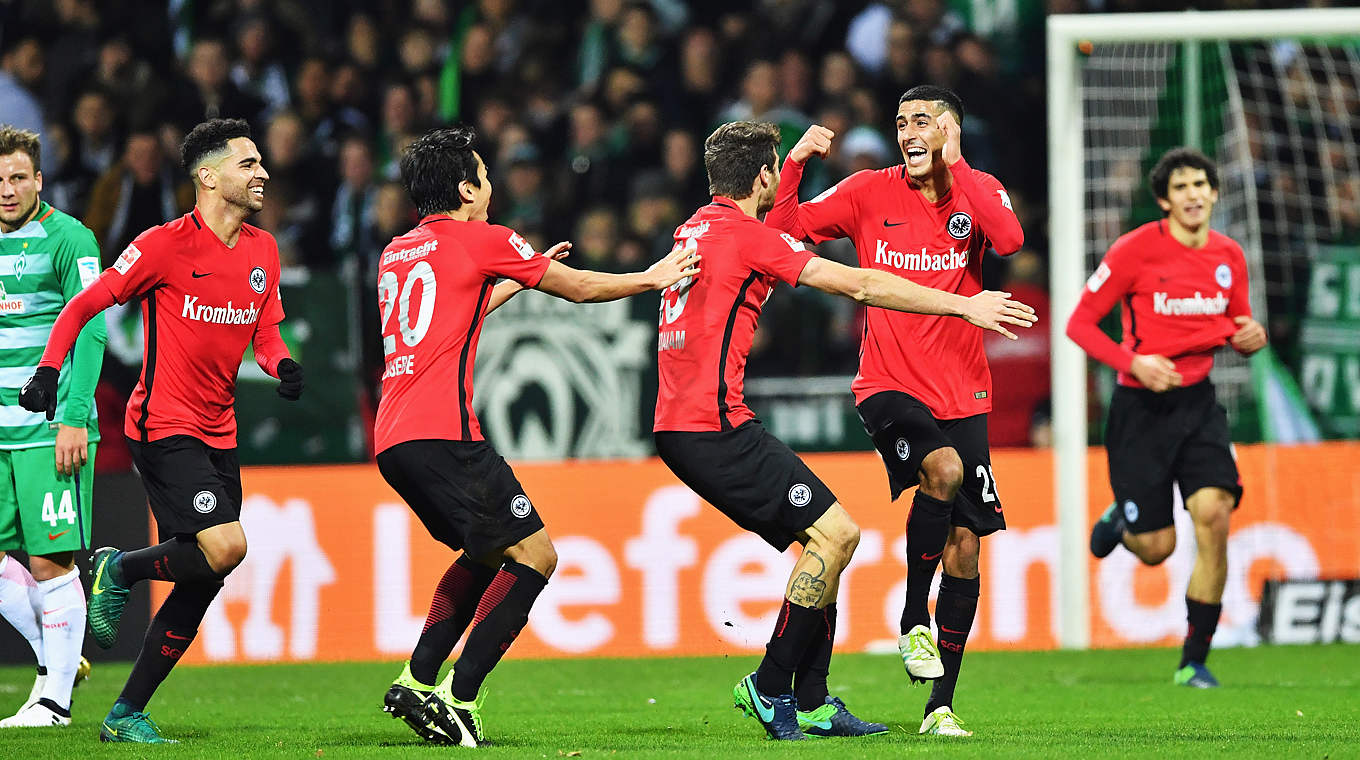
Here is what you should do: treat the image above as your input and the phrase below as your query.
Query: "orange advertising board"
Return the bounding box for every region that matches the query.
[155,443,1360,663]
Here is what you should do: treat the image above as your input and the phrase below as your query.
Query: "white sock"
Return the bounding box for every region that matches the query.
[37,568,85,711]
[0,555,45,666]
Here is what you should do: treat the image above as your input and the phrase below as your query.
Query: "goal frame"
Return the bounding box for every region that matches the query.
[1046,7,1360,649]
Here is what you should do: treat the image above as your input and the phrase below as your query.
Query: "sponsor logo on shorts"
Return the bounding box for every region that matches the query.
[249,266,268,293]
[1215,263,1232,288]
[947,211,973,239]
[896,438,910,460]
[193,490,217,514]
[1123,500,1139,523]
[788,483,812,507]
[510,494,532,518]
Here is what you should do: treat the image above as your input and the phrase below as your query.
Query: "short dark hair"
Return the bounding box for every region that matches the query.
[899,85,965,124]
[400,126,482,217]
[181,118,252,176]
[0,124,41,172]
[1148,147,1218,202]
[703,121,780,199]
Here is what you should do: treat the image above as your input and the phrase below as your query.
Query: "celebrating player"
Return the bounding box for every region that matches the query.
[375,126,699,747]
[655,121,1034,741]
[1067,148,1266,688]
[766,86,1028,737]
[18,118,305,743]
[0,125,100,729]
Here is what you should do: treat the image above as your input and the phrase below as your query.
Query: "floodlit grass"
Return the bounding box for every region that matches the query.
[1,645,1356,758]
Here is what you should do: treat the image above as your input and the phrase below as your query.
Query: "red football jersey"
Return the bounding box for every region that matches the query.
[373,216,550,453]
[654,198,815,432]
[101,209,285,447]
[1067,220,1250,388]
[766,158,1024,419]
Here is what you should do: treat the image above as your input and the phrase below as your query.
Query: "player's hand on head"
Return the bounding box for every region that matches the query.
[1130,354,1182,392]
[542,241,572,261]
[647,245,702,290]
[18,366,59,421]
[961,290,1038,340]
[789,125,835,164]
[1229,315,1266,355]
[937,111,962,166]
[276,358,304,401]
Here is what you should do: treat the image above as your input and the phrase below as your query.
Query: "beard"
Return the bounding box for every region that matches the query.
[0,195,38,229]
[755,181,778,216]
[225,182,265,215]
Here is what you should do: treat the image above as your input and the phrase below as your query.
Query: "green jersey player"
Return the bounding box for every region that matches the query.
[0,124,105,728]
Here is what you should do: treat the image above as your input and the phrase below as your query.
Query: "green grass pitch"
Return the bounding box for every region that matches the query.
[1,645,1356,758]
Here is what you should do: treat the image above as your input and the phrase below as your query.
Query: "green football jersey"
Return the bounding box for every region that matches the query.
[0,200,107,448]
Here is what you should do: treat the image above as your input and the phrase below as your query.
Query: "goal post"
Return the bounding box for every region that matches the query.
[1046,8,1360,650]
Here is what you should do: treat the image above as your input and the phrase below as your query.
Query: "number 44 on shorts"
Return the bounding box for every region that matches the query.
[42,490,77,526]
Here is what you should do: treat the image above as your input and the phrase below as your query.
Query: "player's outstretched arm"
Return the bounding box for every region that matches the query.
[17,279,118,420]
[797,257,1037,339]
[533,244,700,304]
[485,241,572,315]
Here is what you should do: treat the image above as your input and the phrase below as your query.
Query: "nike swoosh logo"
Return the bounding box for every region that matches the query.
[921,551,943,561]
[751,686,775,723]
[191,271,213,278]
[48,529,70,540]
[883,219,908,227]
[940,626,967,635]
[103,722,119,737]
[165,631,190,641]
[808,717,832,729]
[44,607,66,615]
[92,560,111,595]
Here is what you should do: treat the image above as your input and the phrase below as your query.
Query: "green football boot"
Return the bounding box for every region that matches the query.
[88,547,130,649]
[383,661,448,743]
[100,706,177,744]
[797,696,889,737]
[424,671,490,747]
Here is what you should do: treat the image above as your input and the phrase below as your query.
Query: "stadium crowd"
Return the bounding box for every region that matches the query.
[0,0,1352,456]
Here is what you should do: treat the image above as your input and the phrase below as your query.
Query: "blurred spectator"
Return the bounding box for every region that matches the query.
[258,110,331,265]
[231,15,292,119]
[173,38,267,129]
[574,206,623,271]
[42,0,102,119]
[664,26,723,134]
[91,38,168,131]
[84,131,193,261]
[0,38,46,142]
[561,101,621,218]
[495,142,552,235]
[63,89,122,214]
[329,135,380,269]
[659,128,710,208]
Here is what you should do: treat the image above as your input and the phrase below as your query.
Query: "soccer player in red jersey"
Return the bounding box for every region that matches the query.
[765,86,1027,736]
[18,118,303,743]
[1067,148,1266,689]
[374,126,699,747]
[655,121,1034,741]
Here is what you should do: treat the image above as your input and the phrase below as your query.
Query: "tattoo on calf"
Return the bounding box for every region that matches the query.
[788,550,829,606]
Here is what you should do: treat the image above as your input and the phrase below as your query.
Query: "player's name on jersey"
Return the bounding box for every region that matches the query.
[181,295,262,325]
[658,329,686,352]
[874,240,969,272]
[1152,290,1228,316]
[382,353,415,379]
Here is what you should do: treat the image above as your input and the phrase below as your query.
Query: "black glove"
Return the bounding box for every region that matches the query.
[19,366,59,421]
[276,358,304,401]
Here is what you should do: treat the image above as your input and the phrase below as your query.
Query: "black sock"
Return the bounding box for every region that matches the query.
[794,604,836,711]
[410,556,497,685]
[450,562,548,702]
[925,573,978,716]
[118,582,221,711]
[1180,597,1222,668]
[755,599,824,697]
[117,539,220,586]
[901,491,952,633]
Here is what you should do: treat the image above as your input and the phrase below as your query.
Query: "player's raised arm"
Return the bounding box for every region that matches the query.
[484,241,572,315]
[797,256,1036,340]
[533,243,700,303]
[765,125,858,244]
[936,111,1024,254]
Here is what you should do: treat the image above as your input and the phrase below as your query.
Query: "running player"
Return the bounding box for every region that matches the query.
[375,126,699,747]
[1067,147,1266,688]
[766,86,1026,737]
[0,125,100,728]
[656,121,1034,741]
[18,118,304,743]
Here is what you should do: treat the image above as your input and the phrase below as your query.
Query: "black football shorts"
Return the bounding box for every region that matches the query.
[654,420,837,550]
[377,439,545,558]
[857,390,1006,536]
[127,435,243,541]
[1105,380,1242,534]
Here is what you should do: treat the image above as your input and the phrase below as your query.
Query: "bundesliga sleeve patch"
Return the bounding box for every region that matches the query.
[113,244,142,274]
[997,189,1013,210]
[508,231,536,260]
[811,184,838,204]
[1087,262,1111,293]
[77,257,100,287]
[779,233,806,251]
